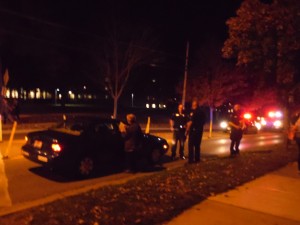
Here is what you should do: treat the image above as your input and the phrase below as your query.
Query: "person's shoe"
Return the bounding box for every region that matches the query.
[180,156,186,160]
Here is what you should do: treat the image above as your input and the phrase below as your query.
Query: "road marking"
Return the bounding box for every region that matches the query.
[0,152,12,207]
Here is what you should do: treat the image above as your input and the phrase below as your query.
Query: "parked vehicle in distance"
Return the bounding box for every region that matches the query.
[219,112,260,134]
[22,115,169,177]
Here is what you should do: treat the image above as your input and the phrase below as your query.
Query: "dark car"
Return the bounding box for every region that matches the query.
[21,115,169,177]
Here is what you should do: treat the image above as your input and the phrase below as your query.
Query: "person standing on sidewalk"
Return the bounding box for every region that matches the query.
[170,103,189,160]
[123,114,143,173]
[228,104,245,156]
[186,99,206,164]
[290,109,300,172]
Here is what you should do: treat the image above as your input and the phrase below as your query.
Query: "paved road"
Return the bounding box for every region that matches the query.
[0,128,285,216]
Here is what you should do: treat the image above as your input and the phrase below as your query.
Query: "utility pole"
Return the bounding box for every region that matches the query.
[182,41,189,109]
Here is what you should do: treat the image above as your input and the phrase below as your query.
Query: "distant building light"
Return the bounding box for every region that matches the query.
[158,104,166,109]
[5,89,10,98]
[11,89,19,98]
[146,103,150,108]
[83,86,87,90]
[36,89,41,99]
[29,90,35,99]
[152,103,156,108]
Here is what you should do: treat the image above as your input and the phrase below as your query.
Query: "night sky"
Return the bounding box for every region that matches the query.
[0,0,243,98]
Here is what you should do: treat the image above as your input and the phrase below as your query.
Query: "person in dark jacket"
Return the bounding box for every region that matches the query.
[228,104,245,156]
[123,114,143,172]
[290,109,300,172]
[186,99,206,164]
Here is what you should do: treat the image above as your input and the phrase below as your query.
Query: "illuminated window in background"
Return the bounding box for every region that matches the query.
[152,103,156,109]
[88,94,92,99]
[36,88,41,99]
[146,103,150,108]
[23,90,27,99]
[58,94,62,99]
[5,89,10,98]
[78,94,82,99]
[29,90,35,99]
[12,89,19,98]
[42,91,47,99]
[68,90,75,99]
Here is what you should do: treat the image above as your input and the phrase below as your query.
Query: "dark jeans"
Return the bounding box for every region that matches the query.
[125,151,138,172]
[230,130,243,155]
[171,129,186,158]
[188,129,203,163]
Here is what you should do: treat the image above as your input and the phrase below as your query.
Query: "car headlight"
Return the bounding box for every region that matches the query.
[273,120,282,128]
[220,121,228,129]
[163,144,168,150]
[255,122,262,130]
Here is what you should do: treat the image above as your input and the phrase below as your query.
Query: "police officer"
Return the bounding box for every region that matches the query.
[186,99,206,164]
[228,104,245,156]
[170,103,189,160]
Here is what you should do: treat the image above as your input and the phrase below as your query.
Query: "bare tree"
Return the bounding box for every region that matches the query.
[100,27,156,118]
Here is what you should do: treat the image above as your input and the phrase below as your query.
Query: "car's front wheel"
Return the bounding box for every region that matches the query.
[151,148,162,164]
[78,156,95,177]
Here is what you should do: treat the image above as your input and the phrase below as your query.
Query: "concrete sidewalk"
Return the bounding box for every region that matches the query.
[165,162,300,225]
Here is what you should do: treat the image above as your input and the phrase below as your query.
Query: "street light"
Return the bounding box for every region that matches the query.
[131,93,134,107]
[54,88,59,105]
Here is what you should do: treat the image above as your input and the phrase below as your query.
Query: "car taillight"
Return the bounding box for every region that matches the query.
[52,143,62,152]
